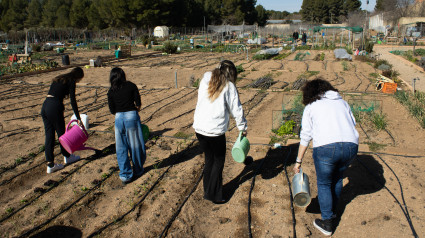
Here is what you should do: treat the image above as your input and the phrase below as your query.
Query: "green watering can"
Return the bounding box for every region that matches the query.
[231,131,250,163]
[141,124,150,143]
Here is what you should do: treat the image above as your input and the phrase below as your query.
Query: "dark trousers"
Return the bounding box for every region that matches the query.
[41,98,70,164]
[196,133,226,202]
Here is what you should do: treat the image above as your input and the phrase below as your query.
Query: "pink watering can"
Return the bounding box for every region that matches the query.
[59,119,95,154]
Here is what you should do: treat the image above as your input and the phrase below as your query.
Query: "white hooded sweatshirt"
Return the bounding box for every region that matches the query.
[300,90,359,148]
[193,72,247,137]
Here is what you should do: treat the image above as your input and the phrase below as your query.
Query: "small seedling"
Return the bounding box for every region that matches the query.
[81,186,88,192]
[371,113,387,131]
[5,207,14,214]
[15,158,23,165]
[101,173,108,179]
[20,199,28,204]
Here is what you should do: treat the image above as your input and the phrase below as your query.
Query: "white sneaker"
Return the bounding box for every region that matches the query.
[64,154,80,165]
[47,164,64,174]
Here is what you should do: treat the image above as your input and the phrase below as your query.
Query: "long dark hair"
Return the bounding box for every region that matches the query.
[53,67,84,84]
[208,60,237,101]
[109,67,126,91]
[301,78,338,105]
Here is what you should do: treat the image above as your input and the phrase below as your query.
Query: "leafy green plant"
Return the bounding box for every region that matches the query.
[15,157,23,165]
[5,207,14,214]
[236,64,244,74]
[275,120,296,136]
[81,186,88,192]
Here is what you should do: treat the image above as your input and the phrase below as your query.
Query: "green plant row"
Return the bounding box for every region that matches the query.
[394,90,425,128]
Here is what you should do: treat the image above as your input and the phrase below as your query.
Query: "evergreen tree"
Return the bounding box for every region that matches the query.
[55,5,70,27]
[42,0,62,27]
[1,0,28,31]
[301,0,314,22]
[344,0,361,13]
[86,1,106,30]
[70,0,90,28]
[256,5,268,26]
[243,0,258,24]
[25,0,43,28]
[129,0,161,28]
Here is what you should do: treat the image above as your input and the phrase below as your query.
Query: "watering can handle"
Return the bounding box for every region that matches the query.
[238,131,246,141]
[66,119,88,137]
[299,168,304,185]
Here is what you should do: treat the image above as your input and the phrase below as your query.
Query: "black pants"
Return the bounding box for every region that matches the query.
[196,133,226,202]
[41,98,70,164]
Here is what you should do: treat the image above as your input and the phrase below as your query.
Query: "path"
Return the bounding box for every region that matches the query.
[374,45,425,92]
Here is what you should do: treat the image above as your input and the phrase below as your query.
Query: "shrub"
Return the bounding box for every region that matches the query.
[381,69,400,80]
[374,59,392,69]
[162,41,178,54]
[275,120,296,136]
[365,40,374,53]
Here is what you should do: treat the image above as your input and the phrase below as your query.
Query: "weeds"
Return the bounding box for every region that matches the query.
[341,61,349,71]
[81,187,88,192]
[273,51,292,60]
[394,90,425,128]
[15,157,23,165]
[367,142,386,152]
[236,64,244,74]
[5,207,14,214]
[173,131,192,139]
[371,113,387,131]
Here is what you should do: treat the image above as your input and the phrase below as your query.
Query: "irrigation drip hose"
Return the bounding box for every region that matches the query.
[282,146,297,238]
[247,150,268,238]
[0,146,115,225]
[384,128,396,146]
[158,165,204,238]
[89,141,197,238]
[356,155,418,238]
[18,168,118,238]
[0,161,44,186]
[142,89,197,124]
[0,127,41,140]
[373,153,417,237]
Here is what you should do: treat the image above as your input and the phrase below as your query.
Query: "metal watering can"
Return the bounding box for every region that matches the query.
[231,131,250,163]
[59,119,95,154]
[291,168,311,207]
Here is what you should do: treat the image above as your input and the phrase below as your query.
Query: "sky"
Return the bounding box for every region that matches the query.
[255,0,377,13]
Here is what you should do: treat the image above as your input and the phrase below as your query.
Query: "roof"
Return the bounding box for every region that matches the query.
[313,26,363,33]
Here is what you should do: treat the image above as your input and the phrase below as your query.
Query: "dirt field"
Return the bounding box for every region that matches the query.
[0,48,424,238]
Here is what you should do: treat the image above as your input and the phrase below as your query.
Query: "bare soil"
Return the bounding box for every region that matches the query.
[0,48,424,238]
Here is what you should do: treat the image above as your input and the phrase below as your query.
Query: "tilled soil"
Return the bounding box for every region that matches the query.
[0,49,424,238]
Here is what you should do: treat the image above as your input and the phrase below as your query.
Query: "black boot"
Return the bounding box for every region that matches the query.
[313,218,333,236]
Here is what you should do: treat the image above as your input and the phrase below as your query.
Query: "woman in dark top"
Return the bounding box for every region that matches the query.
[41,67,84,174]
[107,67,146,184]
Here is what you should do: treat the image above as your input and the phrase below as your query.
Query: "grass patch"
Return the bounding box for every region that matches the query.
[394,90,425,128]
[371,113,387,131]
[273,51,292,60]
[173,131,192,139]
[341,61,349,71]
[367,142,386,152]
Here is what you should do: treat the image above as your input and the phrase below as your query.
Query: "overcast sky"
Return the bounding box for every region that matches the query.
[255,0,376,13]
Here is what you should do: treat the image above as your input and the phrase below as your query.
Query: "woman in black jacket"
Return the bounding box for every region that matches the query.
[41,67,84,174]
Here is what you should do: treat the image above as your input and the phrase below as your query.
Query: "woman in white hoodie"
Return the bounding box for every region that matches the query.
[293,78,359,236]
[193,60,247,204]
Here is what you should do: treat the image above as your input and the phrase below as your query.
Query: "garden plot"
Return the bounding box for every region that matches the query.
[0,50,425,237]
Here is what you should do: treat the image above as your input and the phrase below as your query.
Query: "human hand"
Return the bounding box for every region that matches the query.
[77,120,85,130]
[242,130,247,137]
[293,162,301,174]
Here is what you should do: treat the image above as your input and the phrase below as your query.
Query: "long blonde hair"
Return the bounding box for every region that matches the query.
[208,60,237,101]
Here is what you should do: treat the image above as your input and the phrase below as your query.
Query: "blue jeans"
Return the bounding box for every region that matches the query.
[313,142,358,220]
[115,111,146,182]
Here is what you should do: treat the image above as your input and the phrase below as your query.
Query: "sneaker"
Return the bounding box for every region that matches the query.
[313,219,333,236]
[64,154,80,165]
[47,164,64,174]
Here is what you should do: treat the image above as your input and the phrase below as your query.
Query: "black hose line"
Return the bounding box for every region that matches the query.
[282,146,296,238]
[158,166,204,238]
[356,155,418,238]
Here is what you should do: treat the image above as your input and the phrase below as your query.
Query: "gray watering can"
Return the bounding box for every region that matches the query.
[291,168,311,207]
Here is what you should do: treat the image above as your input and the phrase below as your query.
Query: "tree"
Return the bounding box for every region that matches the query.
[42,0,63,27]
[1,0,28,31]
[256,5,268,26]
[301,0,314,22]
[55,5,70,27]
[25,0,43,28]
[86,1,106,30]
[70,0,90,28]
